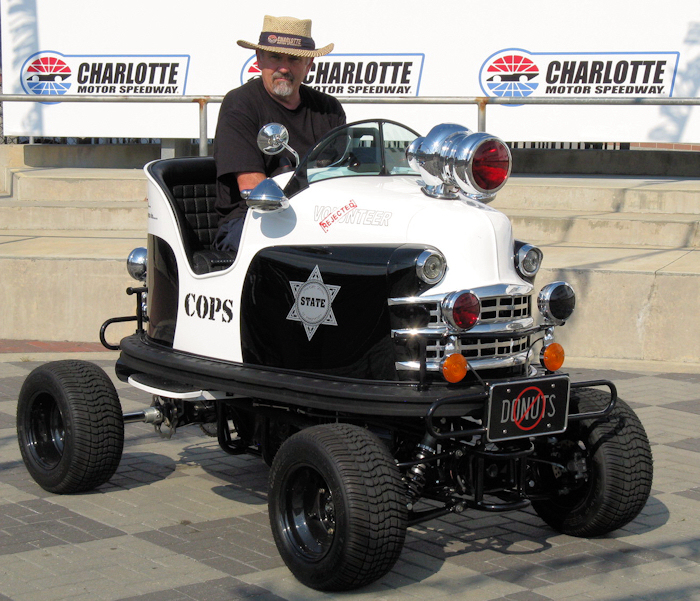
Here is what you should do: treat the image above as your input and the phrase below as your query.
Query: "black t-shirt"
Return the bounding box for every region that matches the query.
[213,78,346,224]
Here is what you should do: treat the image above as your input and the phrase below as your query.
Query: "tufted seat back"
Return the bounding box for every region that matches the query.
[170,182,219,249]
[147,158,237,274]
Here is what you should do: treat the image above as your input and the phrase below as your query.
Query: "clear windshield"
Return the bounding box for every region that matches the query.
[284,120,420,195]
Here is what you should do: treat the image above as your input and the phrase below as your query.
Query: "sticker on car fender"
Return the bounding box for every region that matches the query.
[317,201,357,233]
[486,376,570,442]
[314,203,393,233]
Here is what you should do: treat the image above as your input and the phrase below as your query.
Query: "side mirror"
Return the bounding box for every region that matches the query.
[245,178,289,212]
[257,123,300,167]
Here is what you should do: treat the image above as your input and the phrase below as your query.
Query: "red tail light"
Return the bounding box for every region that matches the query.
[472,139,511,191]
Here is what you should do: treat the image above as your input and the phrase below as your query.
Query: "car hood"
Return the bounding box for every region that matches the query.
[250,175,523,293]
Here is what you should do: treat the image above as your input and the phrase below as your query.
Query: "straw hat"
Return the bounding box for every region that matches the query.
[237,15,334,58]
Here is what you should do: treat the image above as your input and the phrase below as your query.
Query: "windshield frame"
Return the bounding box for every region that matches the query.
[283,119,420,198]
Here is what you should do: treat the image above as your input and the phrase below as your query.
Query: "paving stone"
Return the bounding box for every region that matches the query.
[660,400,700,414]
[487,569,552,589]
[501,593,554,601]
[674,488,700,503]
[668,438,700,453]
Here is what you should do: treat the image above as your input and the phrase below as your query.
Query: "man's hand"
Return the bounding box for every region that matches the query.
[237,172,266,198]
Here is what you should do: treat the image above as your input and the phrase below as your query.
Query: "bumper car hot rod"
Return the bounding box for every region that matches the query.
[17,120,653,591]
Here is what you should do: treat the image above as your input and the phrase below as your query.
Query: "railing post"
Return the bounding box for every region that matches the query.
[477,98,487,133]
[198,98,208,157]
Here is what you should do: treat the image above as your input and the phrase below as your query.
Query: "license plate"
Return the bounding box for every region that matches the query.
[486,376,570,442]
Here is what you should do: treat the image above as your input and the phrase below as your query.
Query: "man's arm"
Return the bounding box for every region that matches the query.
[237,172,266,193]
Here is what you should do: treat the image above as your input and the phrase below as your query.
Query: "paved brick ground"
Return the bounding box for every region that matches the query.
[0,358,699,600]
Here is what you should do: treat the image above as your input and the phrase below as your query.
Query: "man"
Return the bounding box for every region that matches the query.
[213,15,346,253]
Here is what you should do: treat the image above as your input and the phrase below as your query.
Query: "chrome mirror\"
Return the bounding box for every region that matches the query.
[257,123,300,166]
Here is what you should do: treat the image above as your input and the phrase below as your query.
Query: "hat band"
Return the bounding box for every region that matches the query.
[259,31,316,51]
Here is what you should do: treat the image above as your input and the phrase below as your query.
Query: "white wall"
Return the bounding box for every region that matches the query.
[2,0,699,141]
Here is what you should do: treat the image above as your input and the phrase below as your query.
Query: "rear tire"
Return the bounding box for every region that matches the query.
[268,423,407,591]
[531,388,653,536]
[17,360,124,493]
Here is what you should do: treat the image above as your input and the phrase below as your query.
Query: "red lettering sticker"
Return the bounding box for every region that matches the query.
[319,200,358,233]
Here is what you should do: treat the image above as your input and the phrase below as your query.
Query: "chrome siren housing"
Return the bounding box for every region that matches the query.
[406,123,512,202]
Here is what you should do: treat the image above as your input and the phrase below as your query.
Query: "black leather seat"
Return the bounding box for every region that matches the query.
[147,158,237,274]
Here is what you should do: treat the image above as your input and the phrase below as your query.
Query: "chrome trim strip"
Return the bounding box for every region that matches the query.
[395,351,530,372]
[392,317,536,338]
[389,282,533,306]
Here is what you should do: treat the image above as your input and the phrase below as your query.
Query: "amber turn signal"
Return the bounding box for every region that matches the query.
[442,353,468,383]
[541,342,565,372]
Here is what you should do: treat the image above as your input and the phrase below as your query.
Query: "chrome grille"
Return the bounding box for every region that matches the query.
[391,286,534,372]
[481,295,529,322]
[426,335,530,362]
[424,293,530,327]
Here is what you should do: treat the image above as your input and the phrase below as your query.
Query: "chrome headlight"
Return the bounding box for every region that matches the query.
[127,247,147,281]
[538,282,575,325]
[416,249,447,285]
[516,243,543,278]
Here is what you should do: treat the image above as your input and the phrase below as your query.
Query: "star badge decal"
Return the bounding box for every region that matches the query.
[287,265,341,341]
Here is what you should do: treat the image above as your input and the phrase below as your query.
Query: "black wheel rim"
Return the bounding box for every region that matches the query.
[280,465,336,561]
[26,392,65,469]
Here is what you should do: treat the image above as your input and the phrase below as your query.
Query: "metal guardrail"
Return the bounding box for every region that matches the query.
[1,94,699,156]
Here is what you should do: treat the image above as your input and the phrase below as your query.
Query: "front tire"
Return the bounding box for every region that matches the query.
[531,388,653,536]
[17,360,124,494]
[268,423,407,591]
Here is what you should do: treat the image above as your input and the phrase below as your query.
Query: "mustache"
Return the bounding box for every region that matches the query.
[272,72,294,83]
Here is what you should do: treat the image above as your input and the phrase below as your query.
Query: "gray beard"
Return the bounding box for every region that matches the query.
[272,78,294,98]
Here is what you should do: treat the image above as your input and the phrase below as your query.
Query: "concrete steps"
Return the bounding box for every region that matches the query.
[0,165,148,230]
[490,176,700,368]
[0,229,147,345]
[504,209,700,249]
[493,177,700,248]
[9,167,147,202]
[530,244,700,367]
[3,146,700,369]
[496,176,700,214]
[493,176,700,249]
[0,200,148,230]
[0,146,149,343]
[489,176,700,368]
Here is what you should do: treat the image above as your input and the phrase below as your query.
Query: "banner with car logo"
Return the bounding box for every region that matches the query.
[21,51,190,97]
[1,0,698,142]
[479,50,679,99]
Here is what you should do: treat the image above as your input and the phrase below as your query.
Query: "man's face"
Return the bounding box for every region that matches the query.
[257,50,314,101]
